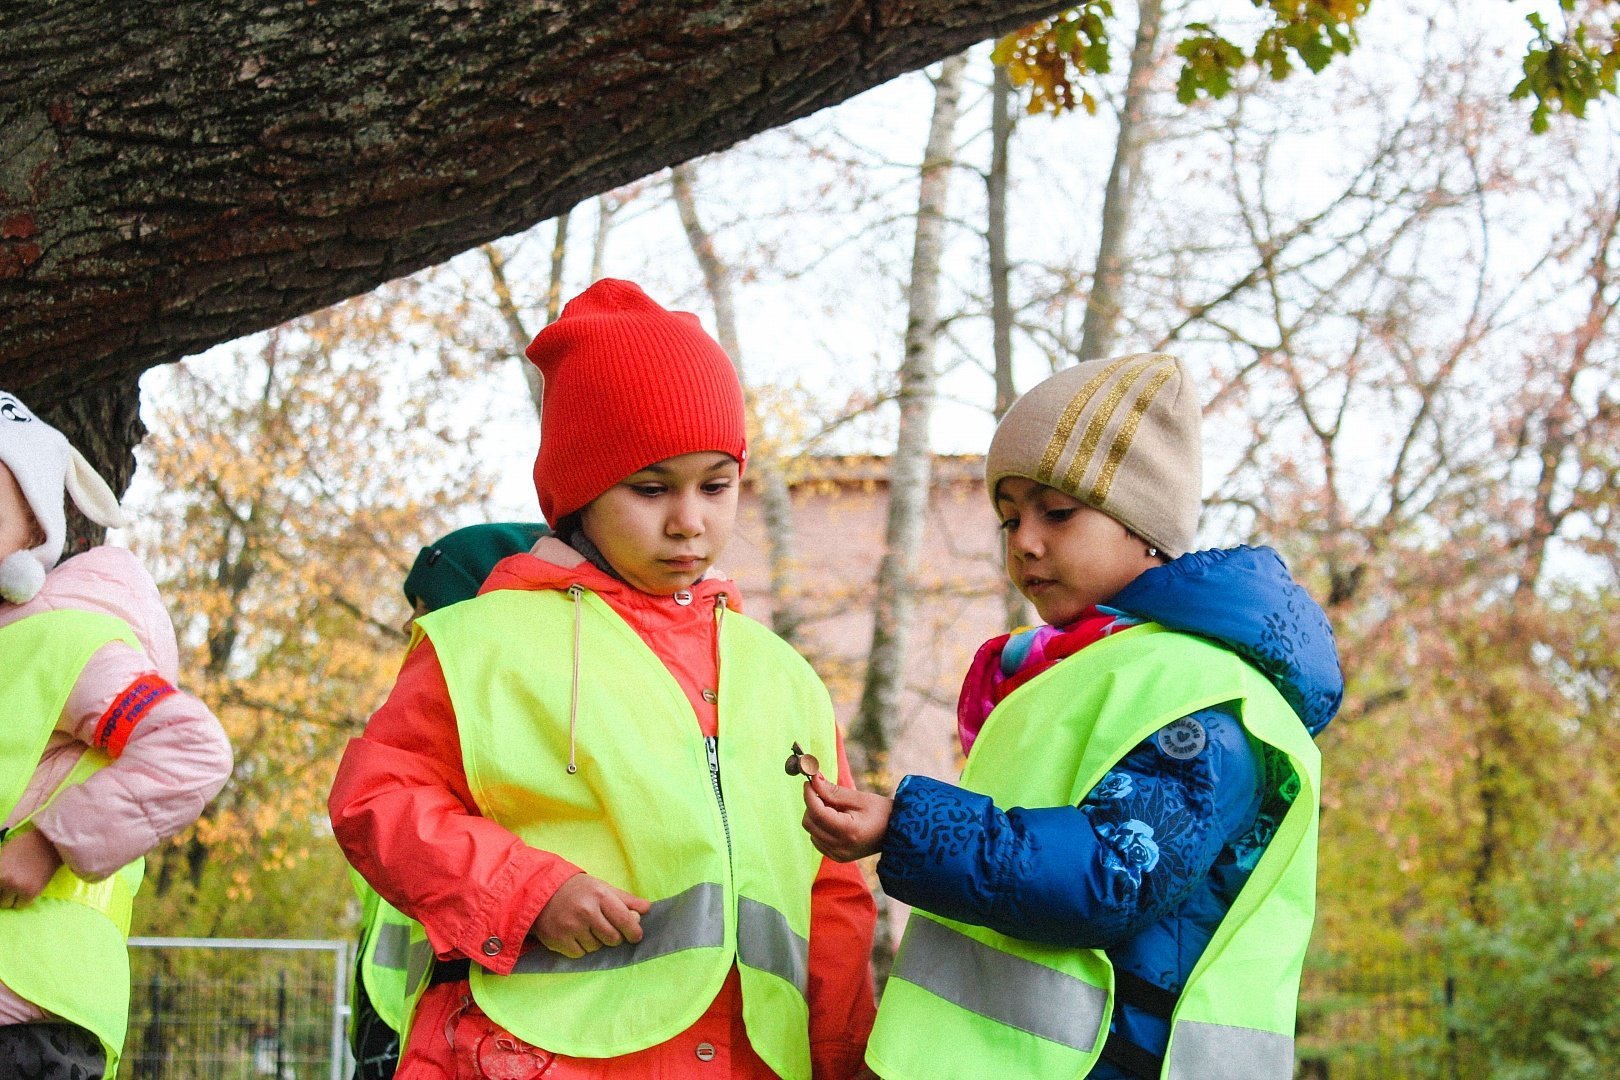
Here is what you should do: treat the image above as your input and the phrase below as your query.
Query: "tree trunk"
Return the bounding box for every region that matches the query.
[1076,0,1164,362]
[2,0,1071,413]
[986,61,1028,631]
[546,210,572,328]
[484,209,572,421]
[850,53,966,779]
[482,243,544,415]
[592,195,620,283]
[670,162,803,642]
[32,372,145,556]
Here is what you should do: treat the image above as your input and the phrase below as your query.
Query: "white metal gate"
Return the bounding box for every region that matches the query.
[125,937,352,1080]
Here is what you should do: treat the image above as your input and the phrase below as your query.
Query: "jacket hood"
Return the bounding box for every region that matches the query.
[0,545,180,682]
[1107,545,1342,737]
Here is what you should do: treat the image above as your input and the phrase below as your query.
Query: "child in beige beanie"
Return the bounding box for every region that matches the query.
[803,354,1343,1080]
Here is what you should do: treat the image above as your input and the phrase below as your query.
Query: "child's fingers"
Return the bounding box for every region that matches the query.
[801,796,841,846]
[614,887,652,916]
[584,905,626,948]
[802,775,847,822]
[801,780,858,851]
[605,887,649,944]
[597,892,645,946]
[801,805,855,860]
[807,773,861,811]
[801,777,829,817]
[542,934,586,959]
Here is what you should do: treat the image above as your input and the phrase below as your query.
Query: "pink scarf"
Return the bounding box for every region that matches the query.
[956,607,1139,756]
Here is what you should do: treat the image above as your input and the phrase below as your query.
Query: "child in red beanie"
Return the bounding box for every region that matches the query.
[330,279,877,1080]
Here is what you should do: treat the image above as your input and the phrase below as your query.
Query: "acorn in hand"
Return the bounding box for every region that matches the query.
[784,742,819,780]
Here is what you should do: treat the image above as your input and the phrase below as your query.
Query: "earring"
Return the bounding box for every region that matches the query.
[1146,547,1159,559]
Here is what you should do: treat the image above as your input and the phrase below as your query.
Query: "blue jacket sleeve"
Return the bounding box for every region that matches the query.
[876,707,1261,949]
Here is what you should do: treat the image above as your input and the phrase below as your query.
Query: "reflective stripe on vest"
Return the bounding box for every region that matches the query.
[867,624,1319,1080]
[891,914,1106,1051]
[1167,1020,1295,1080]
[348,868,417,1036]
[418,588,835,1080]
[0,609,145,1080]
[405,932,434,1000]
[737,894,809,995]
[512,882,725,975]
[372,921,410,971]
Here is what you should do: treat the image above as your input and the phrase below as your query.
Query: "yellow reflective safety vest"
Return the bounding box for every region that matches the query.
[348,867,414,1036]
[0,609,147,1079]
[867,624,1320,1080]
[416,586,837,1080]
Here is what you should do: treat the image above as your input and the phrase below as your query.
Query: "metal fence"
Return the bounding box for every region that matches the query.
[1297,953,1454,1080]
[119,938,1452,1080]
[126,938,351,1080]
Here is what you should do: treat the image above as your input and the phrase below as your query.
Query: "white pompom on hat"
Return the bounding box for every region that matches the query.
[0,391,128,604]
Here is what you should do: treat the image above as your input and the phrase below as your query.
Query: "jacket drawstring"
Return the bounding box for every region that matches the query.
[715,592,727,698]
[567,584,584,775]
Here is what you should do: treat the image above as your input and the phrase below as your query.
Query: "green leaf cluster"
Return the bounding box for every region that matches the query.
[1511,5,1620,133]
[998,2,1620,131]
[1173,0,1371,103]
[996,1,1371,115]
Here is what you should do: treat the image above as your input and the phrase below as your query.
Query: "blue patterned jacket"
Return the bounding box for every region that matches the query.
[878,546,1341,1078]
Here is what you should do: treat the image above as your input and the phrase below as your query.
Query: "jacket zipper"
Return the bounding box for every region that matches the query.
[707,594,733,860]
[706,735,732,859]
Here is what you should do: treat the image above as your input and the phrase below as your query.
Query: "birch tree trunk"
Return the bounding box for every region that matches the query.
[592,196,620,284]
[849,53,967,777]
[986,61,1029,630]
[670,162,803,642]
[1076,0,1165,362]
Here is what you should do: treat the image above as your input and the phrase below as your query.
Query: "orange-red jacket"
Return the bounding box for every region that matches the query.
[329,538,876,1078]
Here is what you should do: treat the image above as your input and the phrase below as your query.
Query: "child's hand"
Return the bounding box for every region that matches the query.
[530,873,652,958]
[0,829,64,909]
[801,774,892,863]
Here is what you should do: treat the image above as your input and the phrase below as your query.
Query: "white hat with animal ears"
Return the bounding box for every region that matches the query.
[0,391,129,604]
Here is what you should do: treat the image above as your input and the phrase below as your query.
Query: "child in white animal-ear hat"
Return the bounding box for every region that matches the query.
[0,390,232,1080]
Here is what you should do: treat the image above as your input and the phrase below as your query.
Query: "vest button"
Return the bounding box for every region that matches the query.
[701,688,717,703]
[694,1042,716,1062]
[481,936,502,956]
[674,589,693,606]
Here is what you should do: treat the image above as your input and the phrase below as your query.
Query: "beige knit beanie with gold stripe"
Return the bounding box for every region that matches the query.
[986,353,1202,557]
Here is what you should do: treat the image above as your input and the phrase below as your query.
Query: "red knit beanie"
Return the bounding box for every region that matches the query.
[526,279,748,524]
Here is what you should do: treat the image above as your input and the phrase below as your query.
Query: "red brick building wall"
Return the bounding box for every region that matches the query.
[726,455,1017,786]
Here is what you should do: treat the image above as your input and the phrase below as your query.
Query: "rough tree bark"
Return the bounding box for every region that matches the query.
[33,373,145,558]
[849,52,966,778]
[670,161,804,643]
[1,0,1069,417]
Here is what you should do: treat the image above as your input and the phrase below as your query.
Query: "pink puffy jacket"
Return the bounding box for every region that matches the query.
[0,546,233,1025]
